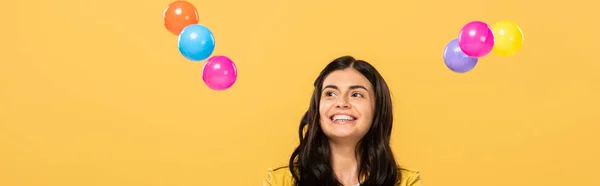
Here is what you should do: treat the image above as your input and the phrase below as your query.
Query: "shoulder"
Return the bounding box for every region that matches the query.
[262,166,422,186]
[397,167,423,186]
[262,166,294,186]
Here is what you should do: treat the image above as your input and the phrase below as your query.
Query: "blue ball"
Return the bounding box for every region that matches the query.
[178,24,215,61]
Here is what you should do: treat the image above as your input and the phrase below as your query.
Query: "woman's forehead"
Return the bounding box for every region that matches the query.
[322,69,372,89]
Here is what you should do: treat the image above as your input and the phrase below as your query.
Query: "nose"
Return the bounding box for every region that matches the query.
[335,97,350,108]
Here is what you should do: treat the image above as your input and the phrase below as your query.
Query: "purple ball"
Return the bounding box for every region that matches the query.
[444,38,478,73]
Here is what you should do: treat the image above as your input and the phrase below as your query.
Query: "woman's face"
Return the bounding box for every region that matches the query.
[319,68,375,142]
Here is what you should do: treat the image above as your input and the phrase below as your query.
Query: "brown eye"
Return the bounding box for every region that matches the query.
[324,91,337,97]
[352,92,364,97]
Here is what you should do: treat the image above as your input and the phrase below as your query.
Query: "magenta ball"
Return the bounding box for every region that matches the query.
[458,21,495,58]
[202,56,237,91]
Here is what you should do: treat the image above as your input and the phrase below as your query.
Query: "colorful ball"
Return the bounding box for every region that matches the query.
[202,56,237,91]
[491,21,524,56]
[444,38,478,73]
[178,24,216,61]
[163,1,199,35]
[458,21,495,58]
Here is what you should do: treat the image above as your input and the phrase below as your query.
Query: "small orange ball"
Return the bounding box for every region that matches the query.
[163,1,199,35]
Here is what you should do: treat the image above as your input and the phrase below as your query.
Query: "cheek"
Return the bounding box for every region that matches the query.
[319,100,333,116]
[354,101,375,120]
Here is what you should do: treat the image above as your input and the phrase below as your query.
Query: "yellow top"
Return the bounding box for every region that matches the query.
[262,166,423,186]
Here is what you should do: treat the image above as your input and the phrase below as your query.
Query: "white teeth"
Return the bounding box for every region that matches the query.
[332,115,356,122]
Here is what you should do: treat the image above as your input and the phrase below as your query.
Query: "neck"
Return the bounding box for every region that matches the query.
[329,140,360,186]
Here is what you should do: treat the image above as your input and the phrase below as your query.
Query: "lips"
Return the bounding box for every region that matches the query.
[329,113,357,123]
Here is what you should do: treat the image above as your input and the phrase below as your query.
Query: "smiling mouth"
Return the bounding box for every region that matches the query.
[330,115,357,122]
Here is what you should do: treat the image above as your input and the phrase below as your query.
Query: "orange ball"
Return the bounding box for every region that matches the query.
[163,1,199,35]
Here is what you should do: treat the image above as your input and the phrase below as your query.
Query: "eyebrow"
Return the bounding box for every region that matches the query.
[322,85,369,91]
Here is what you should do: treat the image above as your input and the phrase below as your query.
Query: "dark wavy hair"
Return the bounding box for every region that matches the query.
[288,56,400,186]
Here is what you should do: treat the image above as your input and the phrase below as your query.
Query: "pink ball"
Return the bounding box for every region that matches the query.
[202,55,237,91]
[458,21,495,58]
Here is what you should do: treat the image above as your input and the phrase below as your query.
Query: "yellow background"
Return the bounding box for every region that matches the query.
[1,0,598,185]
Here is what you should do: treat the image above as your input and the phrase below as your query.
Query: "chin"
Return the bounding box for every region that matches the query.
[322,123,358,139]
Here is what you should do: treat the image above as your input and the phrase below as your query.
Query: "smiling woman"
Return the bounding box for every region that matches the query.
[263,56,422,186]
[319,67,376,144]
